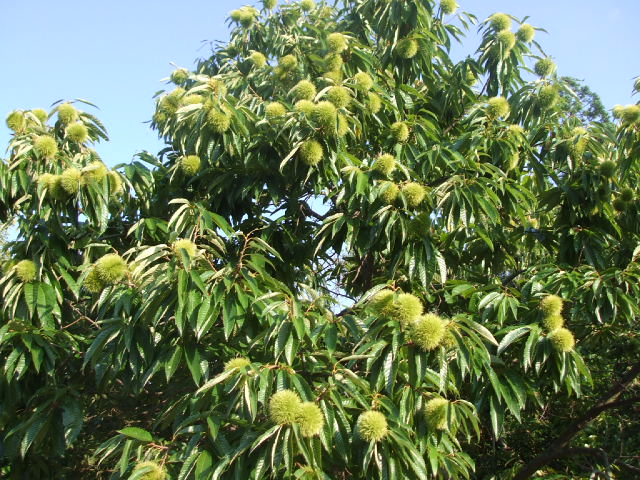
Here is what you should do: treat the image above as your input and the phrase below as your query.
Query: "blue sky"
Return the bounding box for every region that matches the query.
[1,0,638,168]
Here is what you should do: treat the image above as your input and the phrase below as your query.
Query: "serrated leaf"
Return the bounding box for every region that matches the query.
[497,326,530,355]
[117,427,153,443]
[196,369,235,394]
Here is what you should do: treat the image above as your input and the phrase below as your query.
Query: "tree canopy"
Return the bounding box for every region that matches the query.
[1,0,640,478]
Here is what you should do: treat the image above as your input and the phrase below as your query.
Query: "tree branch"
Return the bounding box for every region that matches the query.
[615,460,640,474]
[513,362,640,480]
[501,269,526,286]
[352,251,374,293]
[300,200,331,221]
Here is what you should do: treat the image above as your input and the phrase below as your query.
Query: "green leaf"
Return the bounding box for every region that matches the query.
[23,282,37,318]
[497,326,531,355]
[467,319,499,346]
[250,425,280,454]
[478,292,502,311]
[195,450,214,479]
[117,427,153,443]
[196,369,235,394]
[62,398,83,446]
[184,344,203,385]
[489,396,504,439]
[165,346,183,382]
[177,449,200,480]
[325,324,337,354]
[20,415,48,458]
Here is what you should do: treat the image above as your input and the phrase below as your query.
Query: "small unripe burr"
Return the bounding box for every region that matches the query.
[265,102,287,120]
[312,101,337,131]
[354,72,373,91]
[94,253,128,284]
[180,155,201,176]
[263,0,277,9]
[278,54,298,71]
[599,160,616,178]
[269,389,301,425]
[496,31,516,51]
[548,327,575,352]
[248,51,267,68]
[66,122,89,143]
[170,68,189,85]
[534,58,556,77]
[31,108,49,124]
[299,140,323,166]
[368,93,382,114]
[396,38,419,59]
[372,154,396,177]
[540,294,563,317]
[489,13,511,32]
[327,33,347,53]
[327,86,351,108]
[6,110,26,132]
[425,397,450,430]
[57,103,78,124]
[172,239,198,257]
[401,182,426,208]
[14,260,37,283]
[542,314,564,332]
[392,293,424,327]
[390,121,409,143]
[369,289,395,316]
[300,0,315,11]
[357,411,388,442]
[440,0,457,15]
[208,110,231,133]
[487,96,510,119]
[411,313,446,351]
[538,85,559,110]
[380,182,399,205]
[290,80,317,101]
[60,168,82,194]
[516,23,535,43]
[296,402,324,437]
[34,136,58,158]
[224,357,250,371]
[132,461,167,480]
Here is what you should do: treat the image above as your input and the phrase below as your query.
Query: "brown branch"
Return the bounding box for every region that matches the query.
[149,442,169,451]
[427,174,455,188]
[64,301,100,329]
[513,362,640,480]
[501,269,526,286]
[615,460,640,474]
[335,307,356,318]
[235,228,259,273]
[300,200,331,221]
[552,446,607,460]
[352,252,374,293]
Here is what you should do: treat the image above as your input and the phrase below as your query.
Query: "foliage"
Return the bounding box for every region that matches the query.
[558,76,611,125]
[1,1,639,479]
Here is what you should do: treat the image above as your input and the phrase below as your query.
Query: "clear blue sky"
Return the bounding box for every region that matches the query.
[1,0,638,168]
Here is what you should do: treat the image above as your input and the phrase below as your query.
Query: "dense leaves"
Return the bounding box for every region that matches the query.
[1,0,639,478]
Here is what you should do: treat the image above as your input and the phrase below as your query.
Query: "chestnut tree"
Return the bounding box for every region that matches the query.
[1,0,640,478]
